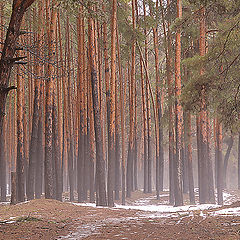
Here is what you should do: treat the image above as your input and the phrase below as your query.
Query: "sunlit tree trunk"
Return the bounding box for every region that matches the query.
[16,64,25,202]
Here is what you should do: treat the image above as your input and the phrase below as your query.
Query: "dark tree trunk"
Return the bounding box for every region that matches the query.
[35,114,43,199]
[0,0,36,133]
[0,0,36,203]
[183,114,189,194]
[115,114,121,200]
[88,79,95,203]
[88,15,107,206]
[10,172,17,205]
[223,136,234,189]
[207,116,215,204]
[186,112,195,204]
[146,83,152,194]
[0,128,6,202]
[196,116,201,202]
[27,71,40,200]
[216,119,223,205]
[133,134,138,191]
[159,105,164,192]
[52,96,62,201]
[173,0,184,206]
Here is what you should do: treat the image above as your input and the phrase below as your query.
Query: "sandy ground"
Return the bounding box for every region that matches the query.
[1,190,240,240]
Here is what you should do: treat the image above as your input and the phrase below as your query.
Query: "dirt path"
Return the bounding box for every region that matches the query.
[1,190,240,240]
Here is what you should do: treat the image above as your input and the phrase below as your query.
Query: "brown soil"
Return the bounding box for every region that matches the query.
[0,191,240,240]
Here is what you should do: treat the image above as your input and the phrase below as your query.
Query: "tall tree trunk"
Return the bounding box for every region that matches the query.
[108,0,117,207]
[16,64,25,203]
[166,0,175,205]
[66,16,74,202]
[142,0,152,194]
[0,0,7,203]
[142,0,148,194]
[77,8,85,203]
[57,10,65,195]
[88,14,107,206]
[150,0,161,198]
[44,0,57,199]
[115,28,121,201]
[199,7,210,204]
[0,1,36,201]
[174,0,184,206]
[52,26,62,201]
[27,0,43,200]
[140,51,148,195]
[118,34,126,204]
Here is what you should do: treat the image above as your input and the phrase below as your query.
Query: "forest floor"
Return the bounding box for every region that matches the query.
[1,190,240,239]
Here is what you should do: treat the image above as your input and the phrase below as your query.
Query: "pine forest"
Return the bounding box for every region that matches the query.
[0,0,240,239]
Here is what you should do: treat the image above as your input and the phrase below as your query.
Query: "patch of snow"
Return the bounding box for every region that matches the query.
[5,220,16,224]
[16,201,30,205]
[223,191,236,205]
[71,202,104,208]
[213,207,240,216]
[115,203,218,214]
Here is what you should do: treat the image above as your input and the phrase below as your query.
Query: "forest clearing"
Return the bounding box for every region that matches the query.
[0,0,240,239]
